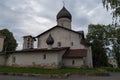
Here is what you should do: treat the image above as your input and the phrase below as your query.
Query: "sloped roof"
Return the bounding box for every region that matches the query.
[6,47,69,54]
[5,47,87,58]
[63,49,87,58]
[36,25,82,38]
[23,35,36,41]
[80,39,91,47]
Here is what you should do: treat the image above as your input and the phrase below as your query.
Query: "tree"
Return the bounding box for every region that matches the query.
[0,29,18,52]
[112,28,120,67]
[87,24,120,67]
[86,24,108,67]
[102,0,120,24]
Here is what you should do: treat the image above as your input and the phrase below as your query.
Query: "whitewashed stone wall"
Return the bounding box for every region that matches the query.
[63,58,84,68]
[38,27,85,49]
[57,18,71,29]
[0,55,5,66]
[0,37,4,52]
[6,50,66,68]
[85,47,93,68]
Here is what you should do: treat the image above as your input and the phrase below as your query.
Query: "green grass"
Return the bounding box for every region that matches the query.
[0,66,102,74]
[101,67,120,72]
[1,66,120,74]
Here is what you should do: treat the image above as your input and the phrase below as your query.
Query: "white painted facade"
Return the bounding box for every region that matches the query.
[38,27,85,49]
[63,58,84,68]
[57,18,71,29]
[0,35,4,52]
[6,50,66,68]
[85,47,93,68]
[0,55,5,66]
[23,35,35,49]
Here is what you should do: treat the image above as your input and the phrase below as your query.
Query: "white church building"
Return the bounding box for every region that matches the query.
[0,6,93,68]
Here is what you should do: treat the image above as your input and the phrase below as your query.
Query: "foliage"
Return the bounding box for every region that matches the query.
[87,24,120,67]
[86,24,109,67]
[102,67,120,72]
[102,0,120,24]
[0,29,18,51]
[112,28,120,67]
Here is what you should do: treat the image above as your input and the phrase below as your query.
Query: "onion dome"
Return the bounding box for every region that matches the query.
[57,6,72,20]
[46,34,54,45]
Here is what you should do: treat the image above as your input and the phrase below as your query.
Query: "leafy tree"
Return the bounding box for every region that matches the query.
[0,29,18,52]
[86,24,108,67]
[87,24,120,67]
[102,0,120,24]
[112,28,120,67]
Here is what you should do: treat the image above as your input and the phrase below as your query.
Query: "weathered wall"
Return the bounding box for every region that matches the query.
[6,50,66,68]
[63,58,84,68]
[0,55,5,66]
[38,27,85,49]
[57,18,71,29]
[85,47,93,68]
[0,37,4,52]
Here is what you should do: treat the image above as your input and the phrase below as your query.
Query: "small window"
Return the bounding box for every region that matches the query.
[43,54,46,59]
[58,42,61,47]
[72,60,75,65]
[27,38,30,41]
[12,57,16,63]
[27,42,29,48]
[71,42,73,46]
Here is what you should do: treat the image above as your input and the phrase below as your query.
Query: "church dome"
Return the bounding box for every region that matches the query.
[57,6,72,20]
[46,34,54,45]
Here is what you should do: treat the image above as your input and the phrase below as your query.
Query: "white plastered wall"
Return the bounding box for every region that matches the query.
[63,58,84,68]
[38,27,85,49]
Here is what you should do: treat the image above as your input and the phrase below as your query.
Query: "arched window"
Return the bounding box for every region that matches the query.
[43,54,46,59]
[58,42,61,47]
[12,56,16,63]
[72,60,75,65]
[71,42,73,46]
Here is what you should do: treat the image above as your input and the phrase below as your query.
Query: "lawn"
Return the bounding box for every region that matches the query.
[0,66,119,74]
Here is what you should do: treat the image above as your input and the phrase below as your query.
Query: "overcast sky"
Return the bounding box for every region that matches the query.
[0,0,112,50]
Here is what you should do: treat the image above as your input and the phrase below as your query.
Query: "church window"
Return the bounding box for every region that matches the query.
[61,23,63,26]
[71,42,73,46]
[72,60,75,65]
[43,54,46,59]
[27,38,30,41]
[12,56,16,63]
[58,42,61,47]
[27,42,29,48]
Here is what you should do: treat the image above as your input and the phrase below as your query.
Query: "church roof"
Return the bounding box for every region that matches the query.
[57,6,72,20]
[6,47,87,58]
[80,39,91,47]
[23,35,36,41]
[63,49,87,58]
[6,47,69,53]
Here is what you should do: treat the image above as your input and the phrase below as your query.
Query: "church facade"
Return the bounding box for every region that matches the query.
[0,7,93,68]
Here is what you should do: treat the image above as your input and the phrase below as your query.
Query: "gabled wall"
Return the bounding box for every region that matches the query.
[38,27,85,49]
